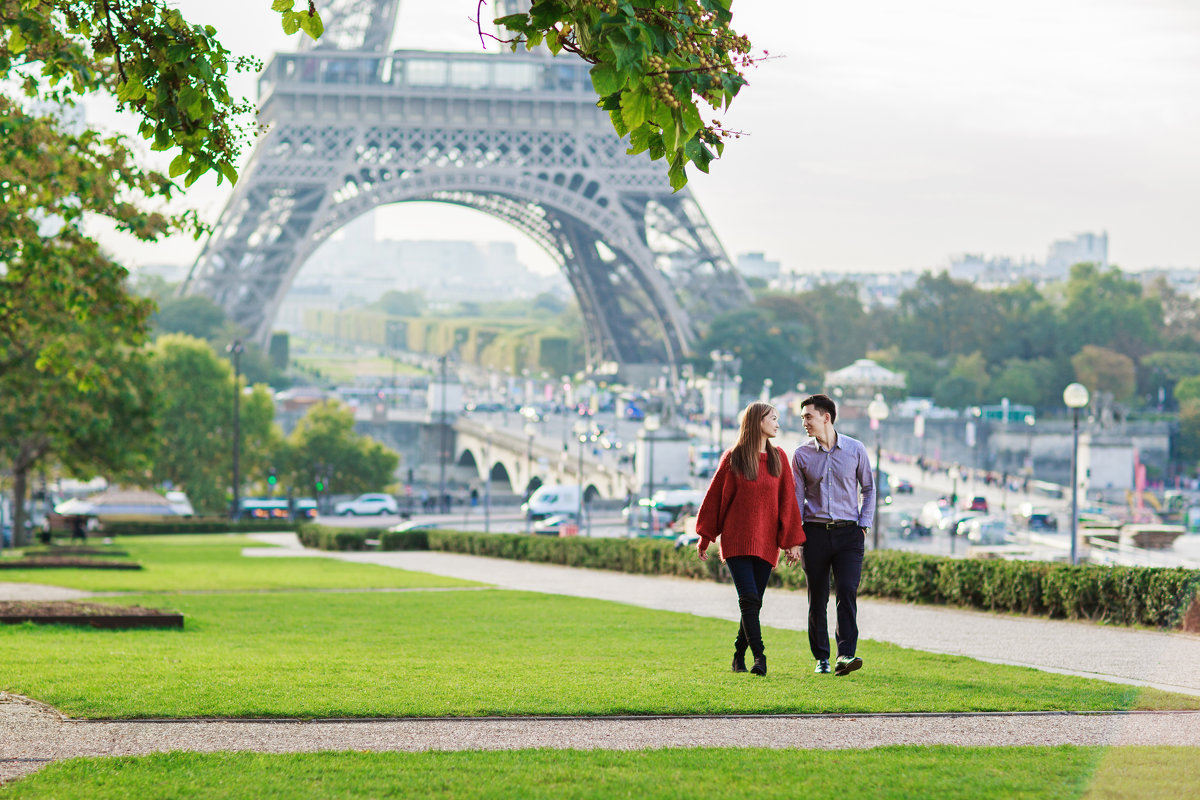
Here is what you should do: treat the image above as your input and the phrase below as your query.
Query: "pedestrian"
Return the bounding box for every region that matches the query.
[71,515,87,542]
[786,393,875,676]
[695,401,805,676]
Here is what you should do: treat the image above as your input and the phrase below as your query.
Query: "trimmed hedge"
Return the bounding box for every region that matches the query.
[296,524,1200,630]
[103,519,296,536]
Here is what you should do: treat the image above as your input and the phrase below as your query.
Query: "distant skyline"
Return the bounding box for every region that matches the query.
[86,1,1200,277]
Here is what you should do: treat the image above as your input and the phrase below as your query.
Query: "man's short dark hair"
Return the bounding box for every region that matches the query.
[801,393,837,424]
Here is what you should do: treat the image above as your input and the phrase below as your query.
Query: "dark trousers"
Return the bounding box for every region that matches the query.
[802,523,865,660]
[726,556,773,658]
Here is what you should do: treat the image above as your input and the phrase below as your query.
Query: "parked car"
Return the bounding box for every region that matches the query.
[917,499,955,533]
[968,496,989,513]
[335,493,399,516]
[894,479,914,494]
[622,501,674,530]
[387,520,439,533]
[895,511,929,539]
[965,517,1010,545]
[533,513,580,536]
[522,484,581,521]
[1014,503,1059,531]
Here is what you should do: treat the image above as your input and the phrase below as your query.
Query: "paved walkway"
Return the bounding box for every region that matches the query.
[3,535,1200,785]
[243,534,1200,698]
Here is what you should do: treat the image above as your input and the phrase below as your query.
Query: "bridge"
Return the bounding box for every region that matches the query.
[180,0,750,381]
[352,405,634,499]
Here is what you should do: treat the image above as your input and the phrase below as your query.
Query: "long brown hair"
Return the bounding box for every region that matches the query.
[729,401,781,481]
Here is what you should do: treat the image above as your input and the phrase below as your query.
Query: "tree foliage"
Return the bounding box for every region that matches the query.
[280,401,399,496]
[494,0,760,189]
[147,334,282,514]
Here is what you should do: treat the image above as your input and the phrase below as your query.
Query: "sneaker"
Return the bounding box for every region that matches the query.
[834,655,863,676]
[814,659,831,674]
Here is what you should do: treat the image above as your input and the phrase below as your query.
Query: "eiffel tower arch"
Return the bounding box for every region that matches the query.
[180,0,750,376]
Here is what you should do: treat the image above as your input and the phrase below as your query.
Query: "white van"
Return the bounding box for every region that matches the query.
[522,484,581,520]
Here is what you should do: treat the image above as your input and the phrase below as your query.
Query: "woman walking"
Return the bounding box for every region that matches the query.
[695,401,805,676]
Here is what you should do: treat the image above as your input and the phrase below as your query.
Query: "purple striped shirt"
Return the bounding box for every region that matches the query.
[791,432,876,528]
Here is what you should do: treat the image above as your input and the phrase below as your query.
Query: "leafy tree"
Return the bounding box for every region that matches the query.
[153,295,228,339]
[932,352,989,409]
[986,358,1061,409]
[1173,376,1200,408]
[987,282,1061,363]
[1060,263,1162,361]
[1071,345,1136,406]
[1146,276,1200,352]
[147,334,281,514]
[874,348,940,398]
[1176,399,1200,471]
[787,282,873,373]
[494,0,761,189]
[1140,351,1200,409]
[369,290,425,318]
[280,401,399,496]
[694,303,812,396]
[894,272,1001,361]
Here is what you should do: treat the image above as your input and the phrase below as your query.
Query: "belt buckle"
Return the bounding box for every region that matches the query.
[824,520,837,530]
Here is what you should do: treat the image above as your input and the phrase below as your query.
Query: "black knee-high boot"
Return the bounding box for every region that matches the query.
[732,625,748,672]
[738,595,767,675]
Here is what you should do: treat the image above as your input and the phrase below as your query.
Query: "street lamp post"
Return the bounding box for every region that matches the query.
[1063,382,1090,566]
[574,422,591,534]
[866,395,889,550]
[483,426,493,534]
[1024,413,1036,494]
[438,355,448,514]
[226,340,244,521]
[644,415,661,534]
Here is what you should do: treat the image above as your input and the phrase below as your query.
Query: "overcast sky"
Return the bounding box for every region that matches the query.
[90,0,1200,276]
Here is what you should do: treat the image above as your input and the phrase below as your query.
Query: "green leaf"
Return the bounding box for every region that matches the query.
[219,162,239,186]
[271,0,293,11]
[494,14,530,31]
[659,113,679,154]
[667,154,687,191]
[589,64,623,96]
[8,30,26,55]
[683,136,712,174]
[620,85,652,131]
[300,12,324,39]
[168,153,189,179]
[680,103,703,138]
[627,126,651,156]
[609,108,629,138]
[281,12,300,36]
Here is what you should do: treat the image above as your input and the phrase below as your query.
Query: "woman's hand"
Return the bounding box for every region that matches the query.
[697,540,708,561]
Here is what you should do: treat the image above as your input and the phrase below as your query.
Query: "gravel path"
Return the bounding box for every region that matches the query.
[3,534,1199,785]
[3,692,1199,784]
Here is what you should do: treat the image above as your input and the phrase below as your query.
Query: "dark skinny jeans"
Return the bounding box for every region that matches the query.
[726,555,773,658]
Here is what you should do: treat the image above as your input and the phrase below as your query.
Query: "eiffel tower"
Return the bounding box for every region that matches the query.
[180,0,750,377]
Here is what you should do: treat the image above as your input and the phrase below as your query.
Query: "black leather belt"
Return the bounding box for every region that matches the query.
[805,519,857,530]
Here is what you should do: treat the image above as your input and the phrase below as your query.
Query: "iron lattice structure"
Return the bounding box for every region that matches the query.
[181,0,749,372]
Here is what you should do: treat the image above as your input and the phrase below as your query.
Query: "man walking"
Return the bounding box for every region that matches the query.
[786,394,875,676]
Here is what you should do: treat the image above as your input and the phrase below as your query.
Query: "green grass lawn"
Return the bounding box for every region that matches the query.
[0,536,479,592]
[4,746,1198,800]
[2,589,1195,718]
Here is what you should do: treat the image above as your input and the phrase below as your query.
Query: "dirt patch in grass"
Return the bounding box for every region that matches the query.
[0,601,183,629]
[0,558,141,570]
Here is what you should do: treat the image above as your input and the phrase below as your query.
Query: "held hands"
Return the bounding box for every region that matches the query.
[784,545,803,566]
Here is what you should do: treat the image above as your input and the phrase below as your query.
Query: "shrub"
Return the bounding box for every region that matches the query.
[104,519,296,536]
[301,526,1200,630]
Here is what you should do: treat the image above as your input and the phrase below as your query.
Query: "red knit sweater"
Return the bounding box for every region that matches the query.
[694,446,805,567]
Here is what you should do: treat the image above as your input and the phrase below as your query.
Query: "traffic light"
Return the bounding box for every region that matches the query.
[267,468,277,487]
[315,478,324,492]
